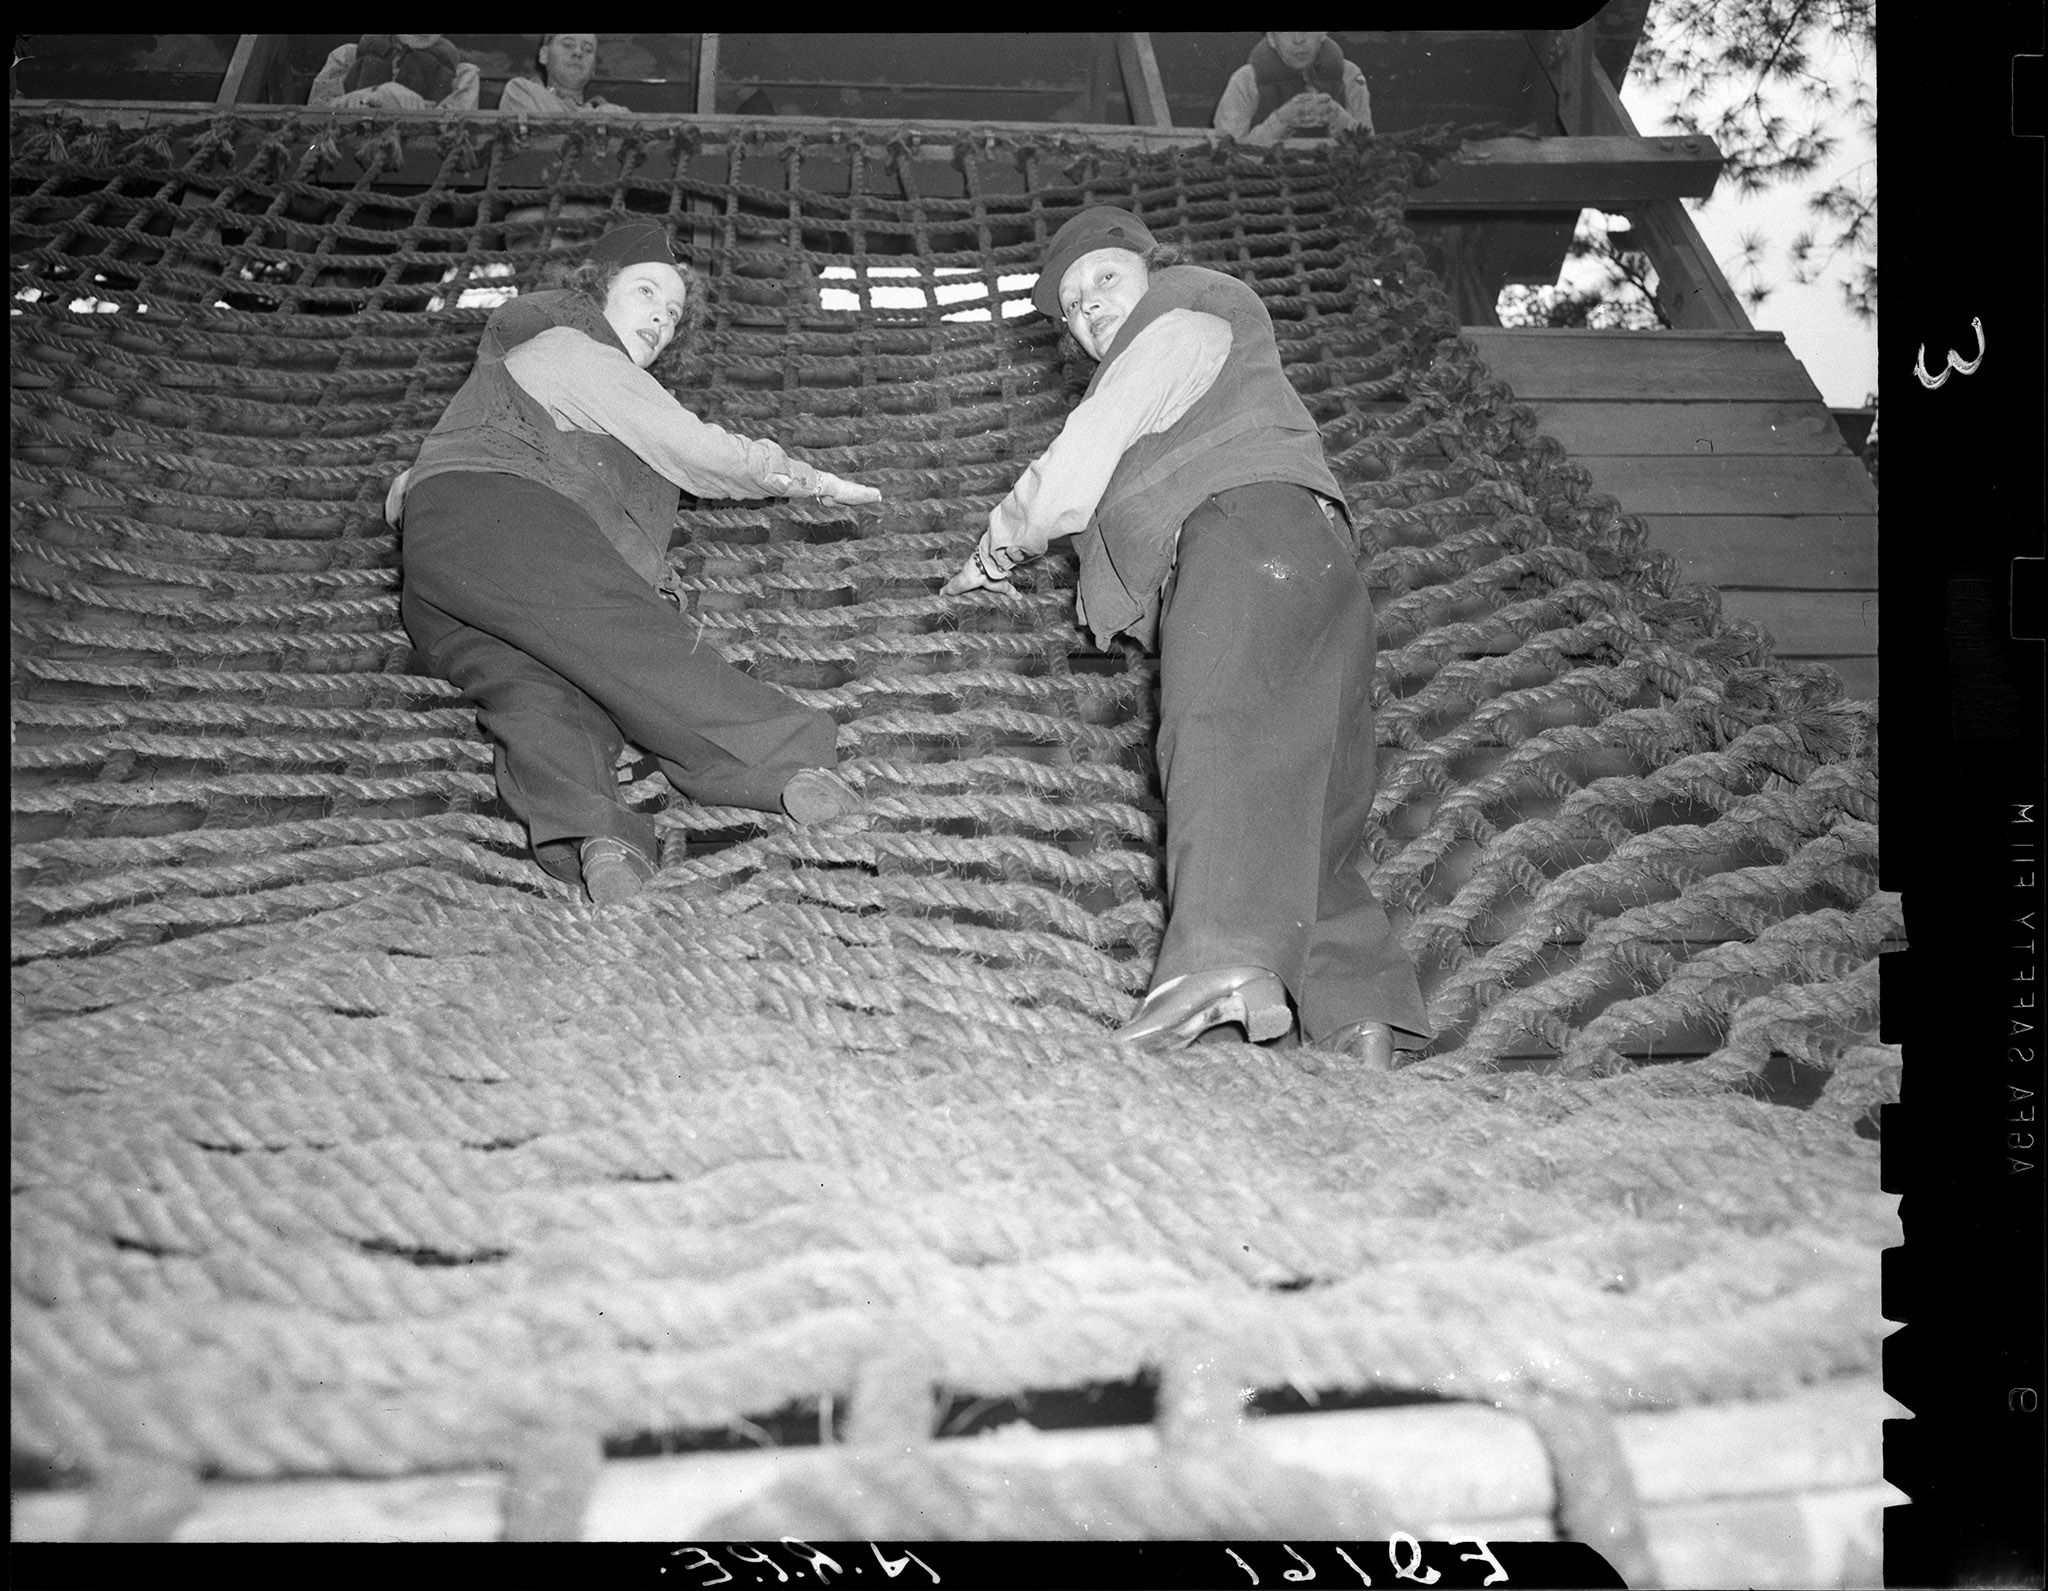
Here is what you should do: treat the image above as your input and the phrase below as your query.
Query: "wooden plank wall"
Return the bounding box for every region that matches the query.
[1464,329,1879,702]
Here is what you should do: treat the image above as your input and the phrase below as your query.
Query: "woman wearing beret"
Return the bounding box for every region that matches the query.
[944,207,1429,1064]
[390,221,881,905]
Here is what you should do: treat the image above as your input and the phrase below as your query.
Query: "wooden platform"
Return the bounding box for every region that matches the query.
[13,1376,1902,1588]
[1464,329,1879,703]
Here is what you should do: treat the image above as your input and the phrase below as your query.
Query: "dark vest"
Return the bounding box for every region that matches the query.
[1074,265,1344,650]
[1250,36,1348,126]
[344,35,460,102]
[406,291,679,586]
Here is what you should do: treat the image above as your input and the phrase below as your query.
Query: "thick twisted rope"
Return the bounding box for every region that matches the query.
[12,111,1892,1536]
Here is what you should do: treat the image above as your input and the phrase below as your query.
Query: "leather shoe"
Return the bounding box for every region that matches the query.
[580,835,656,905]
[781,768,862,824]
[1116,966,1292,1049]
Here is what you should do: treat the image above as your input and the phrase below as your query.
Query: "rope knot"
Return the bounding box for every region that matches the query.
[186,115,240,168]
[435,120,482,172]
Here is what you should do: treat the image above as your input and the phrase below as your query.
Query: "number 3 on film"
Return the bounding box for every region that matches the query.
[1916,317,1984,389]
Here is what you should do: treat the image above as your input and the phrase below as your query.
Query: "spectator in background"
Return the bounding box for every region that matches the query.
[499,33,625,115]
[308,34,481,112]
[495,34,625,243]
[1213,31,1373,145]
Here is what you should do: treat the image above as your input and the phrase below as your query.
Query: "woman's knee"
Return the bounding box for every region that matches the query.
[477,672,613,736]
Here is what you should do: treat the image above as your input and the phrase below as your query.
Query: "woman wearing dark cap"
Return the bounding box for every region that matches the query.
[390,220,881,905]
[943,207,1429,1064]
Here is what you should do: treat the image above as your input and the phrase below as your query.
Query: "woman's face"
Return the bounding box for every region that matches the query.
[1268,32,1328,70]
[541,34,598,97]
[602,262,687,368]
[1058,247,1151,361]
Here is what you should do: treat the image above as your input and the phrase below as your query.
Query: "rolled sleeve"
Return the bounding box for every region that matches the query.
[1213,66,1259,138]
[986,309,1231,559]
[498,77,556,114]
[1342,61,1374,132]
[440,63,482,114]
[504,327,820,500]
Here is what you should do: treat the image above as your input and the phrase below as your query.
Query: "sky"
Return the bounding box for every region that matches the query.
[1618,25,1878,410]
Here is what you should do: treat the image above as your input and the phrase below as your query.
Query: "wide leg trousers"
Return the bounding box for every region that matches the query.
[1151,480,1431,1043]
[400,471,838,882]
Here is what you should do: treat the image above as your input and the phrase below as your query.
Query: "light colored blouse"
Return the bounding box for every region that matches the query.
[984,308,1231,562]
[498,77,625,116]
[503,327,823,501]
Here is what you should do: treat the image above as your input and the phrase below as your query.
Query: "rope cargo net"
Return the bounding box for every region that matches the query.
[11,110,1897,1542]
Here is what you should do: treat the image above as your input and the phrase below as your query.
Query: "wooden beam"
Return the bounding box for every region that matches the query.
[1624,199,1755,330]
[1524,22,1749,330]
[1576,61,1750,330]
[1641,516,1880,590]
[1086,34,1114,124]
[1462,328,1823,403]
[1413,133,1721,209]
[11,1377,1899,1563]
[1509,401,1855,459]
[215,35,286,107]
[5,99,1228,152]
[686,37,724,264]
[1115,33,1173,129]
[13,96,1689,179]
[1591,0,1658,88]
[1573,454,1878,517]
[1535,7,1656,113]
[1813,654,1878,702]
[694,34,720,116]
[1527,24,1600,137]
[1720,589,1879,658]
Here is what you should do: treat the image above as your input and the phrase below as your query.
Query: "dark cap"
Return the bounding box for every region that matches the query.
[1031,206,1157,318]
[589,220,676,272]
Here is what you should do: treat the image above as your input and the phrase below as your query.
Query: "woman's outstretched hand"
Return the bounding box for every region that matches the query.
[806,470,882,506]
[765,468,881,505]
[941,529,1023,596]
[815,470,882,505]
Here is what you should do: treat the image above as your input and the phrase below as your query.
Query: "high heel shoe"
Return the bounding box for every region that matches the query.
[1116,966,1292,1050]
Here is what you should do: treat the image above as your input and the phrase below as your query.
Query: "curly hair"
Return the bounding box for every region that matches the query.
[1054,241,1197,366]
[541,253,707,377]
[1140,241,1192,271]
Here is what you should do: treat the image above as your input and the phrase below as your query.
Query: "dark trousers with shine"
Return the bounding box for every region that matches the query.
[400,471,838,883]
[1151,481,1431,1043]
